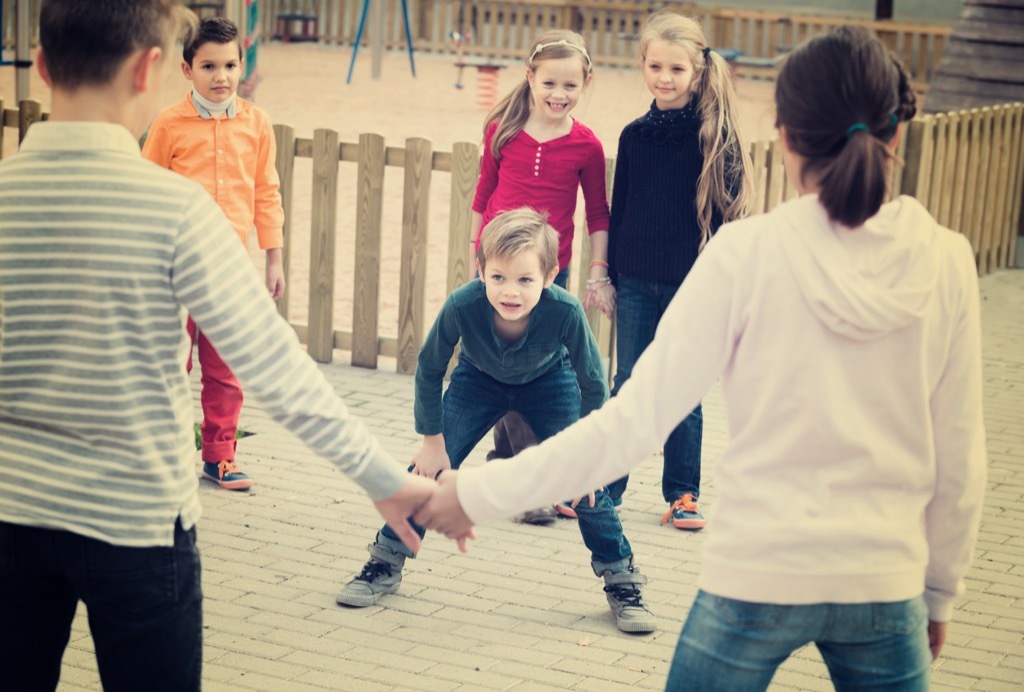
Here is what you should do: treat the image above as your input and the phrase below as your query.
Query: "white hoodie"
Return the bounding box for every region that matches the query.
[458,194,986,621]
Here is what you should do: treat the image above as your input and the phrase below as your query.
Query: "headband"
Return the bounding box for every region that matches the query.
[529,39,592,67]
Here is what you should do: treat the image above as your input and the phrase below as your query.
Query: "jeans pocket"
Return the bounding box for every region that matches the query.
[872,597,927,634]
[704,592,786,630]
[86,542,179,618]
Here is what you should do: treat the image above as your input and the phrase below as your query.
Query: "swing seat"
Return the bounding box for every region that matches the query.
[274,13,319,43]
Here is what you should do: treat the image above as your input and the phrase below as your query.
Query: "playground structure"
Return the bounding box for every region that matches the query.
[256,1,953,91]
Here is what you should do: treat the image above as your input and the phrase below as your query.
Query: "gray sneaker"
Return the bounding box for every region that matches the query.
[602,568,657,633]
[336,543,405,607]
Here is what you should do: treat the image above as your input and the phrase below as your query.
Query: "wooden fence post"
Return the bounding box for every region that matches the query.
[273,123,296,320]
[899,117,928,209]
[352,132,386,369]
[307,128,340,363]
[1005,104,1024,268]
[748,139,768,214]
[446,141,479,295]
[18,99,42,143]
[764,138,785,212]
[949,110,972,238]
[961,109,985,263]
[0,97,5,161]
[396,137,432,375]
[975,108,995,274]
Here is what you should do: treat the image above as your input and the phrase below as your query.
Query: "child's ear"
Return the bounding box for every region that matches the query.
[543,266,559,288]
[132,46,163,94]
[37,48,52,87]
[181,60,194,81]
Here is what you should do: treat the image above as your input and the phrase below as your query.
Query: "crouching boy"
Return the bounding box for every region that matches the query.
[337,208,656,633]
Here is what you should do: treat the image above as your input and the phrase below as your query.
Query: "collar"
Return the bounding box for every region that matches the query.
[190,88,238,120]
[19,121,142,155]
[645,97,699,124]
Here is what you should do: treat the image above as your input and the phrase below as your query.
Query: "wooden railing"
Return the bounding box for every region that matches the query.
[4,98,1021,373]
[260,1,951,86]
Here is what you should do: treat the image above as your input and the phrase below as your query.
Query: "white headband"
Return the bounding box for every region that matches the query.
[529,39,591,67]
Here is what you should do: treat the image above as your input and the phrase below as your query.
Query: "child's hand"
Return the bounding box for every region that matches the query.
[567,487,603,511]
[373,474,436,555]
[583,283,616,319]
[265,248,285,301]
[413,470,476,552]
[410,436,451,479]
[266,264,286,301]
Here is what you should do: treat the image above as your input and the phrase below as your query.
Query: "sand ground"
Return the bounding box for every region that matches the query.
[2,42,777,347]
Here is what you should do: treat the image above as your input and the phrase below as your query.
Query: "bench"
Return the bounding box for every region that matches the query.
[274,13,319,43]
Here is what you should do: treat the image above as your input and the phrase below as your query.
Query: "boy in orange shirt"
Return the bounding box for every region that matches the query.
[143,16,284,490]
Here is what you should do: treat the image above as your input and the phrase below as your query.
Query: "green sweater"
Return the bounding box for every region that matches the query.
[414,281,609,434]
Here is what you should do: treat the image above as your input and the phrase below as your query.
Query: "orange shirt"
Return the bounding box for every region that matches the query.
[143,92,284,250]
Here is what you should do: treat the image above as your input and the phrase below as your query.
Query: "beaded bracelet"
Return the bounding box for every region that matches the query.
[586,277,612,291]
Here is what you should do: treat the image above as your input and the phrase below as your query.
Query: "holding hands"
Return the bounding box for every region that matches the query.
[413,470,476,552]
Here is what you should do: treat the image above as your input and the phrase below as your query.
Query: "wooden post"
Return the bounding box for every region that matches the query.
[0,97,5,161]
[19,99,42,143]
[446,141,479,296]
[749,139,768,215]
[307,128,340,363]
[273,123,296,320]
[936,113,958,227]
[972,108,995,271]
[989,106,1007,270]
[352,133,386,369]
[949,110,972,238]
[396,137,432,375]
[961,109,985,262]
[1004,105,1024,268]
[928,114,947,218]
[899,117,926,208]
[765,138,785,212]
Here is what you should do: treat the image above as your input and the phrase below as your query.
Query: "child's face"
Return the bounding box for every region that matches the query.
[643,39,696,111]
[182,40,242,103]
[478,250,557,327]
[527,57,590,123]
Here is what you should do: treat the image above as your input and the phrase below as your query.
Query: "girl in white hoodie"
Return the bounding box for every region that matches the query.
[416,26,987,691]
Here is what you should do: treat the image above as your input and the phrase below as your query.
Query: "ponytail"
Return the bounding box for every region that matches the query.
[694,48,752,250]
[775,27,917,228]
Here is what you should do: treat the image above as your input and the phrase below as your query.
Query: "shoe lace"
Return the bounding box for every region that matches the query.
[216,460,242,479]
[604,582,644,608]
[357,560,393,582]
[660,494,699,525]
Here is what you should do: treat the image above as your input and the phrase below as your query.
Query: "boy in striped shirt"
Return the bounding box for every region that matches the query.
[0,2,431,688]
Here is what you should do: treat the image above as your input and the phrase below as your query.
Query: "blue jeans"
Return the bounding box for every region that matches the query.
[380,359,633,573]
[0,519,202,692]
[613,274,702,503]
[667,591,931,691]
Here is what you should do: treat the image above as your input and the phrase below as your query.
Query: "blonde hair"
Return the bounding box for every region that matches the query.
[483,30,593,160]
[639,12,752,249]
[477,208,560,277]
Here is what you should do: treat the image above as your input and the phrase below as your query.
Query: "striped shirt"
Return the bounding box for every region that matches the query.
[0,122,405,547]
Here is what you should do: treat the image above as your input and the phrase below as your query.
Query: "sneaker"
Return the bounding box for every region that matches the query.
[602,568,657,633]
[201,460,253,491]
[554,502,578,519]
[661,493,705,530]
[336,543,405,607]
[515,506,558,525]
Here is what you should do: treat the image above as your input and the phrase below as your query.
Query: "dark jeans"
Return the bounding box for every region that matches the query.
[490,265,571,458]
[613,274,703,503]
[0,519,203,692]
[380,359,633,573]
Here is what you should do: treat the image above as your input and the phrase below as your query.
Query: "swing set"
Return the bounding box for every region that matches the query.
[450,0,505,109]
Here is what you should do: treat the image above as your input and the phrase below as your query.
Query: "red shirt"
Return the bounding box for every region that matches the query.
[472,120,610,272]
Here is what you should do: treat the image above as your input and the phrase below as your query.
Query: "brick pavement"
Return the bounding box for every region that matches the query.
[56,270,1024,691]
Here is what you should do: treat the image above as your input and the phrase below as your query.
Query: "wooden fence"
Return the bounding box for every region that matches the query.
[3,98,1021,373]
[262,1,951,84]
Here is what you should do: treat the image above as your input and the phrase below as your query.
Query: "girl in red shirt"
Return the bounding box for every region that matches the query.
[469,31,614,520]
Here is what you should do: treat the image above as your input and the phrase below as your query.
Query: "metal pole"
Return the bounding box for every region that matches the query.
[370,0,384,80]
[16,0,32,101]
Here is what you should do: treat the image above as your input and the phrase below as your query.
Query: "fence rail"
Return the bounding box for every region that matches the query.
[3,98,1021,374]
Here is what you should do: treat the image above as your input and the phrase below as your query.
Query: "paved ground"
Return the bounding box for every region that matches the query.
[56,269,1023,691]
